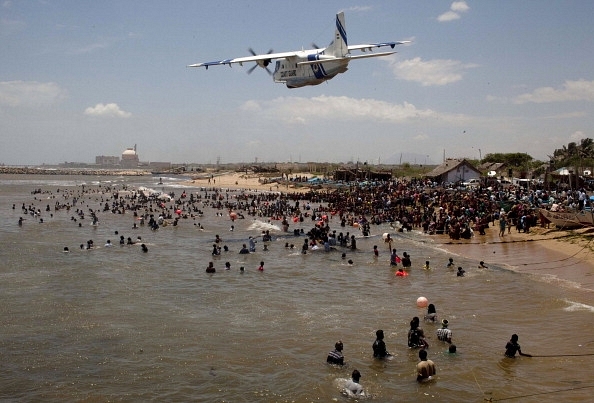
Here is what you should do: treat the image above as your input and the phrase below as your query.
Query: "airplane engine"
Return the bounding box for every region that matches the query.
[248,48,273,75]
[257,59,272,68]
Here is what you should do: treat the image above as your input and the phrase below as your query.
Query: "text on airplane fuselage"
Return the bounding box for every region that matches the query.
[280,70,297,78]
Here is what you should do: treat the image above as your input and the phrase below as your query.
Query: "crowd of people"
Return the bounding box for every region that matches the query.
[17,177,543,397]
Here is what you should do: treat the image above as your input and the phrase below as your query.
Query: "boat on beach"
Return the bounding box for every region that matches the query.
[576,209,594,226]
[539,208,584,229]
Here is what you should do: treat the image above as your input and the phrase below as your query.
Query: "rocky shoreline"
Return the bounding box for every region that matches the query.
[0,167,151,176]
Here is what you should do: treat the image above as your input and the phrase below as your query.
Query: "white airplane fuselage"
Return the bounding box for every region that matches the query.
[188,12,409,89]
[273,54,349,88]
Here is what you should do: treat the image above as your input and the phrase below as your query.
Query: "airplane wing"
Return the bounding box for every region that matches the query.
[188,50,299,68]
[297,51,397,66]
[348,41,411,52]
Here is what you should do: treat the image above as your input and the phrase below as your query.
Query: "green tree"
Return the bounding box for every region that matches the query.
[482,152,533,167]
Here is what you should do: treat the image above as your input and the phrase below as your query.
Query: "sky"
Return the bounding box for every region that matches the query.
[1,0,593,166]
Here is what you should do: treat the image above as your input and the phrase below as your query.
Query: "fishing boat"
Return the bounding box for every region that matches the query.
[538,208,583,229]
[576,209,594,226]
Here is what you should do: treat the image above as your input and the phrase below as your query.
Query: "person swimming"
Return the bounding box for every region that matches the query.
[344,369,364,396]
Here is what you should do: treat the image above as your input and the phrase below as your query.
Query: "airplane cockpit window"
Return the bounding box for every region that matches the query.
[274,61,281,72]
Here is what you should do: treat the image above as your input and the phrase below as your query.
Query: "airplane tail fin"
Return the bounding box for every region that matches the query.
[324,12,348,57]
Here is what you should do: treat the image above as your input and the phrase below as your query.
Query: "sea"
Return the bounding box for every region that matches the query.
[1,174,593,402]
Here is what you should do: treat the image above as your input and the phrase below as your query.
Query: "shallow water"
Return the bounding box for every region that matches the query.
[1,174,593,402]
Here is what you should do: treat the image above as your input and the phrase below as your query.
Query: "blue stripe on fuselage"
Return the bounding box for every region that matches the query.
[311,63,326,79]
[336,16,347,46]
[307,54,326,79]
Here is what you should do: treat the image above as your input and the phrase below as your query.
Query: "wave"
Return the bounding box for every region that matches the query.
[563,299,594,312]
[248,220,281,232]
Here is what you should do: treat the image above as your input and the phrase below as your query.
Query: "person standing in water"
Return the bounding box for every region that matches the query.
[505,334,532,358]
[326,341,344,365]
[372,329,391,359]
[436,319,452,344]
[424,304,437,322]
[402,252,412,269]
[416,349,436,382]
[446,257,455,269]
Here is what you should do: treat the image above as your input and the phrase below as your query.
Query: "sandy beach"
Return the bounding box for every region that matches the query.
[433,223,594,293]
[182,170,315,193]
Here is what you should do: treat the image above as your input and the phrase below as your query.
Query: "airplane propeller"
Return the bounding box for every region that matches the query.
[247,48,274,76]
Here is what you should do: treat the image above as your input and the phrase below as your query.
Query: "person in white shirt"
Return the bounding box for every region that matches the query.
[436,319,452,344]
[344,369,364,396]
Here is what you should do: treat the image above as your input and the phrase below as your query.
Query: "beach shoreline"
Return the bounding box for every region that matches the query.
[180,170,315,193]
[181,170,594,292]
[433,225,594,292]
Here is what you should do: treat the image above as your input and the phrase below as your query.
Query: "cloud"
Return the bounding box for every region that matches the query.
[239,100,261,112]
[387,57,478,86]
[241,95,467,125]
[513,79,594,104]
[451,1,470,12]
[543,111,587,119]
[75,41,108,54]
[570,130,585,141]
[0,80,66,107]
[346,6,372,12]
[84,103,131,118]
[437,11,461,22]
[438,1,470,22]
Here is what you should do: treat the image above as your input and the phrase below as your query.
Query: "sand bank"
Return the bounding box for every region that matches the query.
[434,225,594,292]
[181,171,314,193]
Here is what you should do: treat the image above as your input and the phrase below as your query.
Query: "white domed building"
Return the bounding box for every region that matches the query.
[121,145,139,168]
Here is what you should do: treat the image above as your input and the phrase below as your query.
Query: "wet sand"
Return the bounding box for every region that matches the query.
[436,225,594,292]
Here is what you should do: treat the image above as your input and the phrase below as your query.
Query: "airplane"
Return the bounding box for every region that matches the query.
[188,12,410,88]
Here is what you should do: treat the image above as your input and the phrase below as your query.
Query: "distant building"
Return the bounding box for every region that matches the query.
[121,145,139,168]
[334,168,392,182]
[478,161,508,179]
[425,159,481,184]
[95,155,120,166]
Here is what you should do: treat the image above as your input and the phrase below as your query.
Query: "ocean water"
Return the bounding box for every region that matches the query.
[1,174,593,402]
